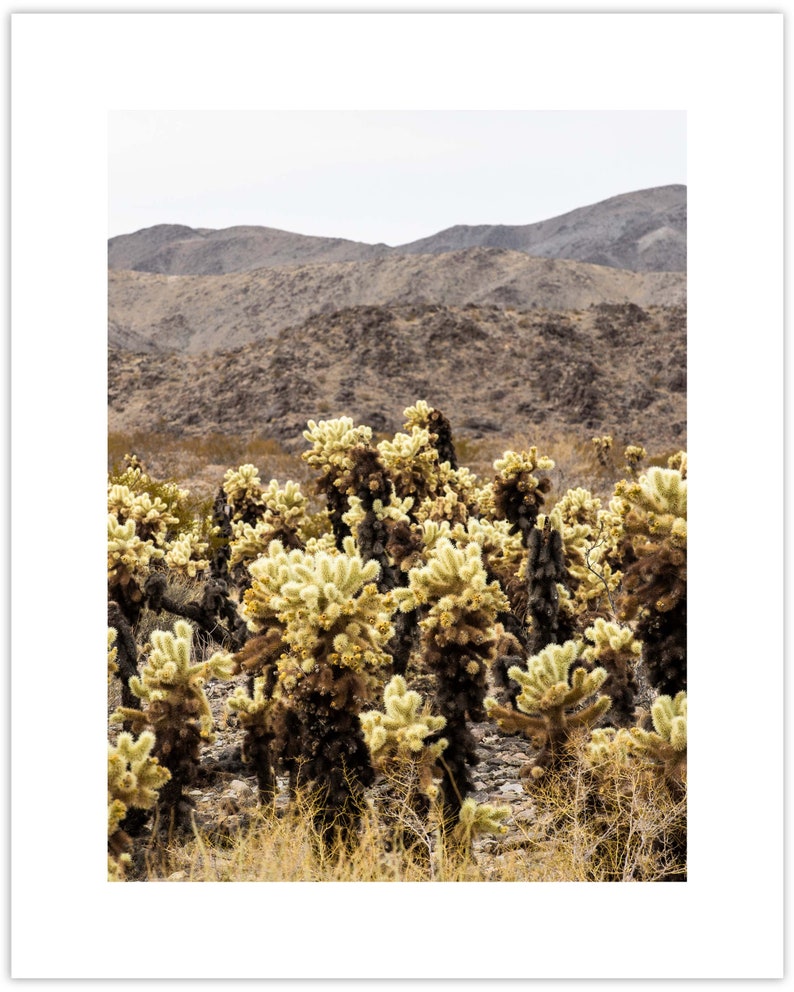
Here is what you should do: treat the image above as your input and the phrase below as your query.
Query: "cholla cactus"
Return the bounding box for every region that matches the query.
[121,452,145,472]
[110,620,235,831]
[223,464,265,523]
[545,488,622,620]
[108,468,191,542]
[395,539,509,826]
[164,525,211,578]
[108,627,118,681]
[591,434,614,468]
[360,675,447,857]
[403,400,459,470]
[581,618,640,726]
[486,639,611,780]
[626,692,687,793]
[623,445,647,478]
[581,692,687,880]
[617,465,687,524]
[586,692,687,797]
[414,464,487,526]
[108,730,170,879]
[107,513,164,625]
[302,417,375,548]
[449,516,528,698]
[263,478,309,524]
[228,479,312,573]
[107,514,162,576]
[124,491,180,546]
[302,417,374,475]
[616,465,687,695]
[241,539,395,841]
[492,448,555,545]
[343,493,414,536]
[107,483,136,521]
[361,675,448,799]
[667,450,688,478]
[452,798,510,850]
[243,539,393,674]
[451,517,525,606]
[522,517,576,663]
[377,427,446,507]
[226,675,283,803]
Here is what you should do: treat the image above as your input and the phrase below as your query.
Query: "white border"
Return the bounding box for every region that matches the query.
[10,10,784,983]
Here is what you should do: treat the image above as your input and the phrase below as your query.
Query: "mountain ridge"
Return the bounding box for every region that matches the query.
[108,184,686,276]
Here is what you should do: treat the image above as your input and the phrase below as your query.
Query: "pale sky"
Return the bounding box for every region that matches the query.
[108,110,686,244]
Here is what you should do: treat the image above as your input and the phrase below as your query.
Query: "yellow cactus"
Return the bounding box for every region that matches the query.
[362,675,447,759]
[395,538,509,621]
[585,692,687,796]
[377,426,445,502]
[113,619,235,741]
[302,417,373,475]
[508,640,607,715]
[639,692,688,753]
[108,627,118,681]
[107,730,170,880]
[243,539,394,674]
[452,797,511,847]
[617,466,687,530]
[342,493,414,533]
[582,619,641,667]
[107,514,163,581]
[164,526,210,577]
[487,639,612,779]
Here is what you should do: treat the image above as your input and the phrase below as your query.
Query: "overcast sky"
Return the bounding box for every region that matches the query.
[109,109,686,245]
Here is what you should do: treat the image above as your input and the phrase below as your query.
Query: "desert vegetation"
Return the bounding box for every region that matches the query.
[107,402,687,882]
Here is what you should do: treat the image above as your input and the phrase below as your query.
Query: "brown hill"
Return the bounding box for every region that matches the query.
[108,248,686,355]
[108,185,686,275]
[109,301,686,454]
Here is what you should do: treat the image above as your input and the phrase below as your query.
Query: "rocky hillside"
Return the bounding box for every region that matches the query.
[109,301,686,454]
[109,185,686,276]
[108,249,686,354]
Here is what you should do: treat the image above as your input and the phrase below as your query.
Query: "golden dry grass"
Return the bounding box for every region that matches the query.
[134,746,685,884]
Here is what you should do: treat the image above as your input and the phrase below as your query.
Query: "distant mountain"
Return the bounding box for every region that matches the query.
[108,185,686,275]
[396,185,687,273]
[108,224,392,275]
[108,247,686,354]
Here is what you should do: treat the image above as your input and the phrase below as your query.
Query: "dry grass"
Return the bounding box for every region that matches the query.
[141,795,487,883]
[108,430,314,499]
[134,747,685,883]
[108,426,683,510]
